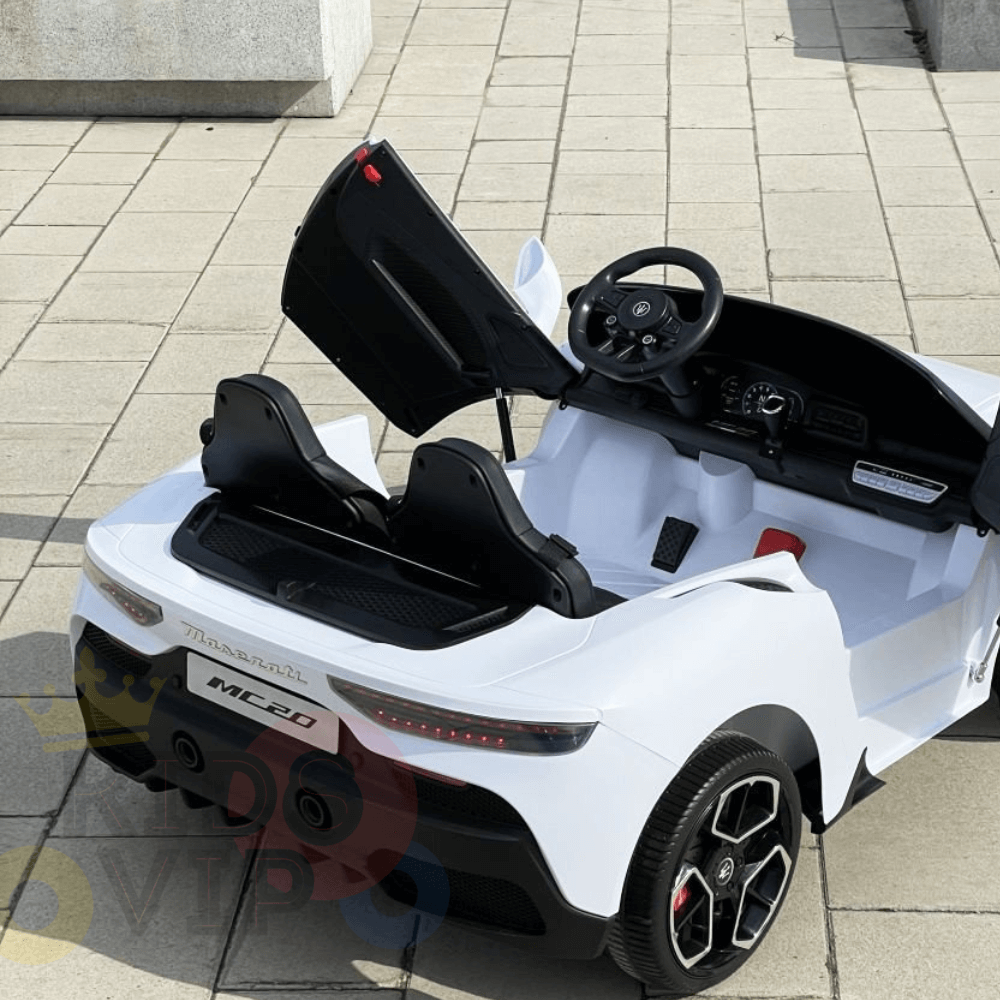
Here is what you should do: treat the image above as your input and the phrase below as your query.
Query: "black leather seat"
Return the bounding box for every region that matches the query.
[389,438,604,618]
[200,374,388,535]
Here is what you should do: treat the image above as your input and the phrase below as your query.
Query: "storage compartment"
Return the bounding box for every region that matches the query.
[172,496,528,650]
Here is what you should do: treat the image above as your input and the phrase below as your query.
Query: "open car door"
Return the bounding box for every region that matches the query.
[281,139,576,437]
[972,399,1000,532]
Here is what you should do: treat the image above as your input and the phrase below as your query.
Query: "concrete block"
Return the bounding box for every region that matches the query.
[0,0,373,117]
[913,0,1000,70]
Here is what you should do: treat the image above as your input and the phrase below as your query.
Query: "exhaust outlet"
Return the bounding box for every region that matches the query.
[296,789,333,830]
[173,731,204,772]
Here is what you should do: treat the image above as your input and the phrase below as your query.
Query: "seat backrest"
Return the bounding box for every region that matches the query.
[201,374,387,534]
[389,438,598,618]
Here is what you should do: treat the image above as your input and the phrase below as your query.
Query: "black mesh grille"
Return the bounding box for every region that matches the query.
[84,702,126,735]
[81,622,151,678]
[90,739,157,778]
[199,515,478,631]
[412,774,527,828]
[200,517,281,563]
[381,866,545,936]
[309,577,473,631]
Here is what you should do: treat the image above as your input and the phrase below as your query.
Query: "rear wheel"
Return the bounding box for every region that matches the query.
[608,734,801,994]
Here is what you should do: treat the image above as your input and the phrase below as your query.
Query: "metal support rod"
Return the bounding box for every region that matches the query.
[495,387,516,463]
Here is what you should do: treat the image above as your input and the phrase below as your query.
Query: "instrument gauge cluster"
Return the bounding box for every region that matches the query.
[719,374,804,423]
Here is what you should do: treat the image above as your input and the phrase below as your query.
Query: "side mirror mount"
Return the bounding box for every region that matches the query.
[512,236,562,340]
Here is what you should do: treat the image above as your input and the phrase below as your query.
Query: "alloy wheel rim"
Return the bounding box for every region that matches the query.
[668,773,795,972]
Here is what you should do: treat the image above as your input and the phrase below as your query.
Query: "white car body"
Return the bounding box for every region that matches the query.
[69,140,1000,985]
[73,288,1000,923]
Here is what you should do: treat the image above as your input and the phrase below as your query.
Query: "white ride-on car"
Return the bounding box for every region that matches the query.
[71,140,1000,994]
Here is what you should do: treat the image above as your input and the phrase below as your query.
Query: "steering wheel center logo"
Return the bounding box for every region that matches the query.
[632,300,651,318]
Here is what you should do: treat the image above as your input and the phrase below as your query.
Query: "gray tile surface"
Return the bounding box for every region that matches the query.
[0,423,107,495]
[0,698,84,813]
[2,835,247,998]
[0,817,48,906]
[173,265,284,333]
[220,884,408,990]
[0,361,144,424]
[410,921,639,1000]
[835,911,1000,1000]
[825,741,1000,910]
[43,270,199,324]
[0,566,84,695]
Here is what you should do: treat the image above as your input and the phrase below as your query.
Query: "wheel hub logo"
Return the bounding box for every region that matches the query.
[717,857,735,884]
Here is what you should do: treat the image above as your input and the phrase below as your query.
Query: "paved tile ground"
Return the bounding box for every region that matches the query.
[2,0,1000,997]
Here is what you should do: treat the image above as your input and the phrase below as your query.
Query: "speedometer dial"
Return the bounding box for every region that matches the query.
[742,382,778,417]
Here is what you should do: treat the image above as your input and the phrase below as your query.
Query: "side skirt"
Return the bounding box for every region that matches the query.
[935,684,1000,741]
[810,750,885,834]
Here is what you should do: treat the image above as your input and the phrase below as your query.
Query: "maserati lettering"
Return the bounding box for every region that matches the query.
[182,623,306,685]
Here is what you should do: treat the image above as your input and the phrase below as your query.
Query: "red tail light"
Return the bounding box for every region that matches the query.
[328,678,595,755]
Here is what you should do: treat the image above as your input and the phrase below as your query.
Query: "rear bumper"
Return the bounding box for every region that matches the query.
[74,622,612,959]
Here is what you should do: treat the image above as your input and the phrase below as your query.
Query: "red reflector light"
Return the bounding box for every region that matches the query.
[673,883,691,913]
[354,146,370,163]
[328,678,595,755]
[754,527,806,562]
[363,164,382,185]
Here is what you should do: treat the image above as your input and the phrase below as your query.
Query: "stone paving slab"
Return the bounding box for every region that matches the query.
[1,836,248,998]
[0,818,48,908]
[0,566,86,695]
[824,741,1000,910]
[2,0,1000,997]
[219,884,408,990]
[0,698,84,812]
[834,911,1000,1000]
[50,755,240,840]
[216,994,403,1000]
[409,921,639,1000]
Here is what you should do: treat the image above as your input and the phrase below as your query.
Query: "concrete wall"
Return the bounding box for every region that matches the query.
[912,0,1000,70]
[0,0,372,116]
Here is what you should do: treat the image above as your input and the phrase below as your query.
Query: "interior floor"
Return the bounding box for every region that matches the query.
[512,411,983,648]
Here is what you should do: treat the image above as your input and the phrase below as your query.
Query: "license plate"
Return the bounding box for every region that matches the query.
[187,653,335,749]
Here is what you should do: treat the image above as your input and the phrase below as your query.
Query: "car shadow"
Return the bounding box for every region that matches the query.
[0,509,94,553]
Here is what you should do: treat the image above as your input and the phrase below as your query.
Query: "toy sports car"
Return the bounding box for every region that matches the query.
[70,139,1000,994]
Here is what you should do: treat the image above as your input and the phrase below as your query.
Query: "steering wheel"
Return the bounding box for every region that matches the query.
[568,247,724,383]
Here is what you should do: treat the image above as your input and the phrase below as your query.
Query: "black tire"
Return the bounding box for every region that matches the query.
[608,733,801,995]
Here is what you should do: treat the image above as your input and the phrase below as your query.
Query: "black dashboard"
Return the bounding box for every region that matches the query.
[564,285,992,532]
